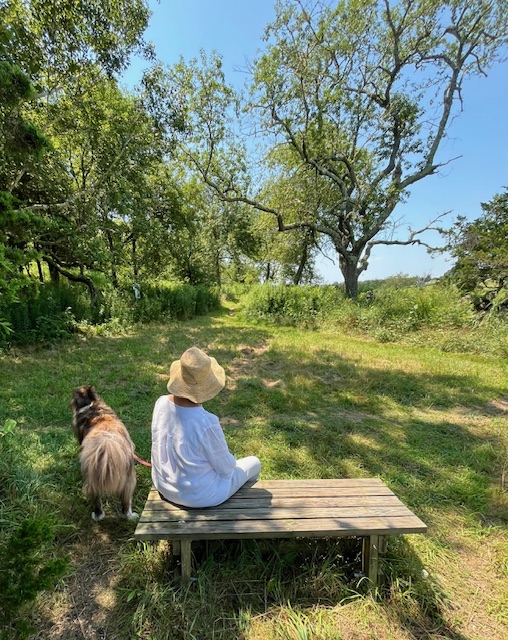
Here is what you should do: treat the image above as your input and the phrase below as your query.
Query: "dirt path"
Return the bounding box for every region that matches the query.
[33,527,125,640]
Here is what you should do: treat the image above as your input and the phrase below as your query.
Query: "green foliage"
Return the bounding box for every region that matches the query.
[0,282,87,346]
[0,418,68,640]
[0,61,33,106]
[0,419,16,439]
[0,0,188,314]
[238,281,508,355]
[0,193,36,305]
[445,189,508,312]
[242,282,474,332]
[0,518,69,640]
[0,280,222,346]
[358,283,475,334]
[8,121,50,159]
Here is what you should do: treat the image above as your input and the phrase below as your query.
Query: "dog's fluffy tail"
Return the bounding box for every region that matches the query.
[80,431,135,497]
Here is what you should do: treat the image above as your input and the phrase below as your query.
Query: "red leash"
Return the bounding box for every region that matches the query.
[133,452,152,467]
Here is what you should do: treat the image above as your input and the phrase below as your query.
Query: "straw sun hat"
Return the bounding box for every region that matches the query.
[167,347,226,404]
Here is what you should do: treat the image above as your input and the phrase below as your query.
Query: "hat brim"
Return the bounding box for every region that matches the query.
[167,356,226,403]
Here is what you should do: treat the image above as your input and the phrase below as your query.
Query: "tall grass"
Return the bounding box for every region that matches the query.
[0,281,220,347]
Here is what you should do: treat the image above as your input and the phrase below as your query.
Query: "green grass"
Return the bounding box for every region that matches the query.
[0,307,507,639]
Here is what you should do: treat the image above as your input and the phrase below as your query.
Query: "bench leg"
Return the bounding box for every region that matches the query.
[171,540,192,585]
[362,534,380,585]
[180,540,192,586]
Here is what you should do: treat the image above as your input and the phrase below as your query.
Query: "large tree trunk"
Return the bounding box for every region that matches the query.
[36,260,44,283]
[340,255,360,298]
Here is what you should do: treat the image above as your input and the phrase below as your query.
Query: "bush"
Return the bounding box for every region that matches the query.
[128,283,220,323]
[0,281,222,346]
[358,283,475,334]
[241,283,474,335]
[238,281,508,356]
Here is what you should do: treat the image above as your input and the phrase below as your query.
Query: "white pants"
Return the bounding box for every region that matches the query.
[226,456,262,500]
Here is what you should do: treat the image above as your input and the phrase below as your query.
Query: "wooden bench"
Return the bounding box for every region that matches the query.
[134,478,427,585]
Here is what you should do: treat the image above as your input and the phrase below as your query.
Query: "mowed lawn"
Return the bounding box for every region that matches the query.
[1,308,507,640]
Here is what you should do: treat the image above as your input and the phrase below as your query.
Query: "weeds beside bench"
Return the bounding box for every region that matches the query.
[134,478,427,586]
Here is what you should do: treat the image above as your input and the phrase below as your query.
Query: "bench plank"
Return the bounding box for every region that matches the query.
[143,484,395,502]
[139,505,415,523]
[142,496,404,513]
[235,478,386,488]
[135,514,426,539]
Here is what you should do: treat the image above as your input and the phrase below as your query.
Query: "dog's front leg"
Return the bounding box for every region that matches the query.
[90,493,105,522]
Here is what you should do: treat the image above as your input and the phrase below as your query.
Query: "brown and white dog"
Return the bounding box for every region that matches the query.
[71,385,138,521]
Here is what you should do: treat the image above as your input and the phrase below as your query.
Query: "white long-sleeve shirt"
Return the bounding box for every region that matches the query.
[151,395,237,507]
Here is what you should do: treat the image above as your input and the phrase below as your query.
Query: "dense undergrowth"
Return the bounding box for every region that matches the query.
[2,277,507,358]
[0,281,220,347]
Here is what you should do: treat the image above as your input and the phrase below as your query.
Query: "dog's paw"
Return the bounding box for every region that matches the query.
[92,510,105,522]
[124,511,139,520]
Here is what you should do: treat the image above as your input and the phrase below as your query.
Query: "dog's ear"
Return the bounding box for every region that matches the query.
[72,385,97,411]
[83,385,98,402]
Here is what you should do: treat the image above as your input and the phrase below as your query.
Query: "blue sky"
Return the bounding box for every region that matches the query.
[124,0,508,284]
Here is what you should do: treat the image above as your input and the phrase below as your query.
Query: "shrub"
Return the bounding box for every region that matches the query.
[237,282,507,355]
[359,283,475,334]
[0,281,221,346]
[241,283,475,334]
[127,283,220,323]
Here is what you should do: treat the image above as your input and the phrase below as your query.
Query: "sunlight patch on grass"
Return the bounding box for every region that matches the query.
[348,431,386,449]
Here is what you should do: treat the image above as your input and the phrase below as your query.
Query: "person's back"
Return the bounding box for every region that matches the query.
[151,347,261,508]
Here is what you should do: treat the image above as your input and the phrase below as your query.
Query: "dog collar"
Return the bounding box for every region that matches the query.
[77,402,93,414]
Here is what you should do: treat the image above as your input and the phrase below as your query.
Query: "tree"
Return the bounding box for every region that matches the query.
[0,58,54,309]
[164,174,260,286]
[253,158,324,284]
[444,189,508,309]
[0,1,187,309]
[43,75,181,288]
[172,0,508,296]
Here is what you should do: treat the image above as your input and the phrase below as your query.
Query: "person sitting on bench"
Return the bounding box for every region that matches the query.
[151,346,261,508]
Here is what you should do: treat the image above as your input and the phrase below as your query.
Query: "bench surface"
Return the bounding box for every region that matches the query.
[134,478,427,541]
